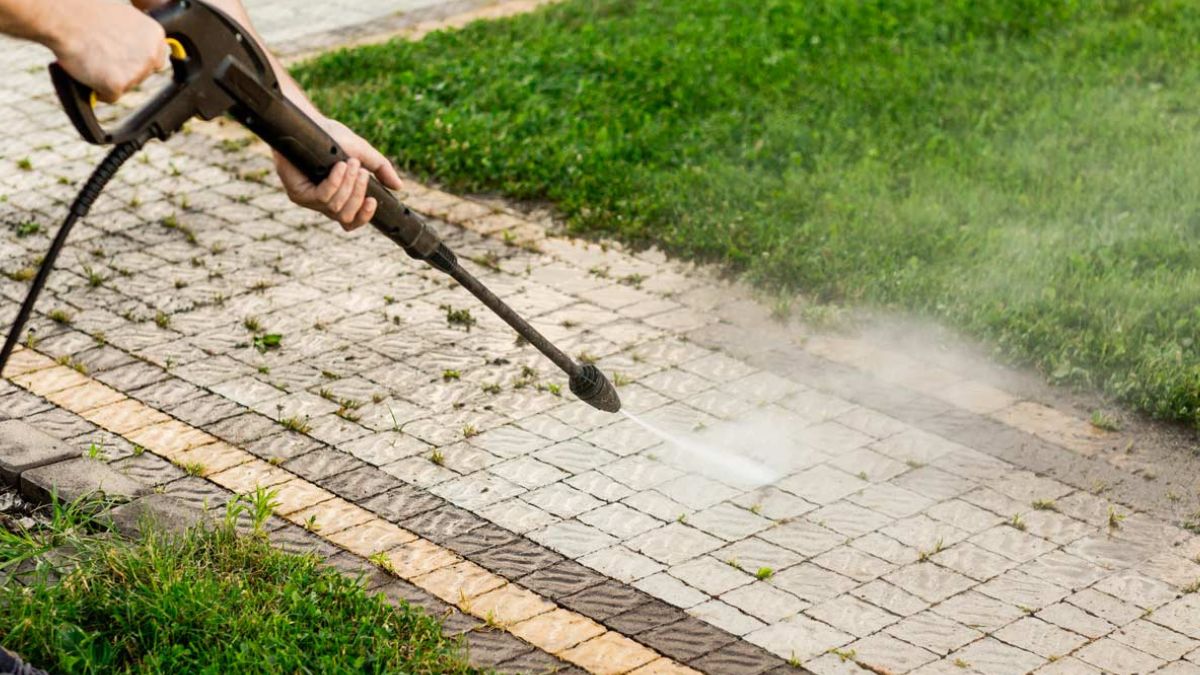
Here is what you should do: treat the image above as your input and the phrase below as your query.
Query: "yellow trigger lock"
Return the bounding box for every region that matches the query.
[166,38,188,61]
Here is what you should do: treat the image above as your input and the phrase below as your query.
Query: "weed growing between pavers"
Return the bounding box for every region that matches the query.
[298,0,1200,427]
[0,495,477,674]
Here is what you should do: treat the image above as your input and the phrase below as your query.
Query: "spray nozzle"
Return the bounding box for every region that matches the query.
[569,363,622,413]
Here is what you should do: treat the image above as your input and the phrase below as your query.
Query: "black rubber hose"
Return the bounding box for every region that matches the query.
[0,646,50,675]
[0,139,144,374]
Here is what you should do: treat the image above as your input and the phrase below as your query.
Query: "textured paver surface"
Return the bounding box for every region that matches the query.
[4,5,1200,675]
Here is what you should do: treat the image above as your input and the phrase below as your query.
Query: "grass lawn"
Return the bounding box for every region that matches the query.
[0,497,475,674]
[296,0,1200,427]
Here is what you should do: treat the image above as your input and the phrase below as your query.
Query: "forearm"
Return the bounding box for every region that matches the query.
[0,0,78,52]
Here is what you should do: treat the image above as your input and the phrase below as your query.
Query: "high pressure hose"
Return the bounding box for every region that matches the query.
[0,139,144,374]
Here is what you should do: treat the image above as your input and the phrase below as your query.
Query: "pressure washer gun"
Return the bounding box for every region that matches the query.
[0,0,620,413]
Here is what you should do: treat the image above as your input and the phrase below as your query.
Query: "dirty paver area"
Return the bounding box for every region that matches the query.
[3,20,1200,675]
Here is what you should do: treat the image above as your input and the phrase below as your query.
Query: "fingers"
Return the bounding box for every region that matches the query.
[349,198,378,230]
[327,158,362,214]
[312,160,348,205]
[356,144,404,190]
[336,165,370,226]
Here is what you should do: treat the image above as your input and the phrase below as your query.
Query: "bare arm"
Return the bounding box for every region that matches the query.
[0,0,166,102]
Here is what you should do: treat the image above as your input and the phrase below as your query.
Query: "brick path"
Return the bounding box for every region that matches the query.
[4,4,1200,674]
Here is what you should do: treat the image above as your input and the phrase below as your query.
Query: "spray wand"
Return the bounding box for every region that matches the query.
[0,0,620,414]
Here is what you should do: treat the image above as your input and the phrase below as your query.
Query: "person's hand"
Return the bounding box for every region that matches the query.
[273,117,404,231]
[49,0,167,103]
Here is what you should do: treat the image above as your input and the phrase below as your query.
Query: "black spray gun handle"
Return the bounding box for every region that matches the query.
[213,60,454,271]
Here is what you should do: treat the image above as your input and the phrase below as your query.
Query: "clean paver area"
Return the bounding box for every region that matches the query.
[4,7,1200,675]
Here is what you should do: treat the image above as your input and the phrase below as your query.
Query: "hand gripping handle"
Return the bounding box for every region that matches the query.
[49,39,190,145]
[215,59,453,270]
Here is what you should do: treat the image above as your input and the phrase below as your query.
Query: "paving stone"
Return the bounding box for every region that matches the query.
[633,573,709,609]
[884,562,975,604]
[559,580,655,621]
[536,439,617,474]
[111,452,186,486]
[469,583,556,626]
[992,616,1088,659]
[1074,637,1164,675]
[884,611,981,657]
[169,389,246,425]
[405,504,489,542]
[628,523,723,566]
[162,473,231,509]
[26,407,98,439]
[977,568,1069,611]
[521,559,609,599]
[464,628,536,667]
[578,502,662,539]
[433,472,526,510]
[1035,601,1115,639]
[848,483,933,519]
[946,637,1044,675]
[339,430,430,466]
[108,493,207,537]
[324,519,416,557]
[622,489,691,522]
[776,465,867,505]
[493,648,572,675]
[640,616,739,662]
[670,556,754,596]
[1018,549,1107,591]
[244,431,323,462]
[810,545,894,583]
[579,545,664,583]
[805,594,899,638]
[806,501,893,539]
[849,532,919,566]
[654,474,741,511]
[522,482,603,519]
[511,608,606,654]
[268,522,341,558]
[688,599,765,636]
[745,613,852,663]
[1110,619,1198,661]
[687,502,773,541]
[930,541,1017,582]
[317,465,404,502]
[359,484,444,523]
[1093,569,1180,610]
[731,487,816,521]
[721,582,806,623]
[22,457,149,503]
[757,520,845,558]
[924,498,1004,533]
[530,520,617,559]
[478,497,560,534]
[890,465,976,502]
[1148,594,1200,640]
[931,590,1025,632]
[283,446,363,482]
[970,524,1058,563]
[564,470,635,502]
[845,633,938,673]
[207,411,279,445]
[687,639,781,675]
[769,563,857,605]
[1066,587,1145,627]
[881,514,969,551]
[0,418,79,483]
